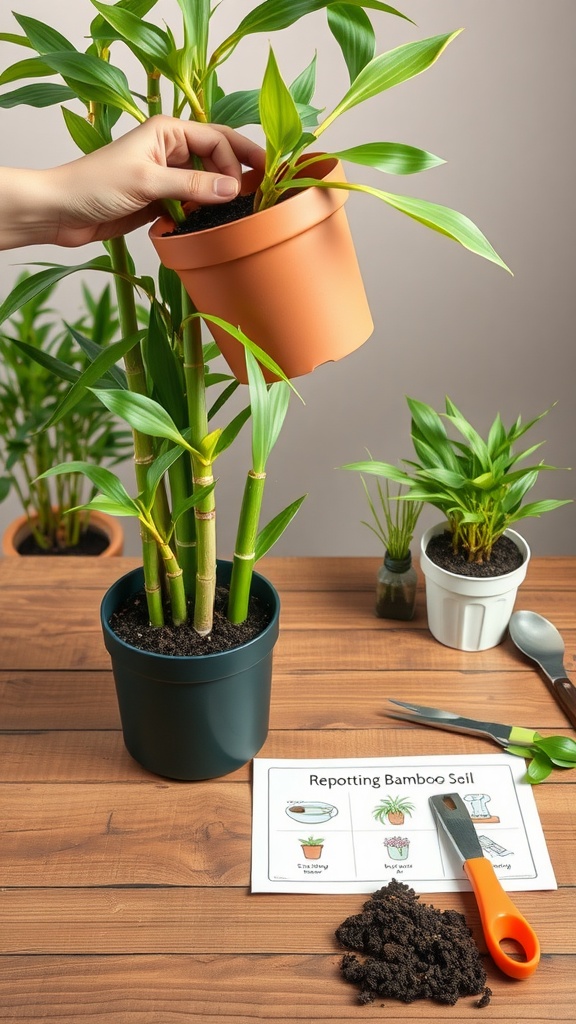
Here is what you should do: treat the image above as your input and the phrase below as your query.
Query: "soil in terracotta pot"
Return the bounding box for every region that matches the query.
[17,527,109,556]
[164,192,257,236]
[426,531,523,578]
[336,879,491,1007]
[108,584,272,656]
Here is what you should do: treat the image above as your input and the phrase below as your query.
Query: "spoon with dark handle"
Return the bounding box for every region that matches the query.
[509,611,576,730]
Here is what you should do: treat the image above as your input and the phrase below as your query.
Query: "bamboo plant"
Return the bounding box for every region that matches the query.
[0,274,132,551]
[0,1,510,633]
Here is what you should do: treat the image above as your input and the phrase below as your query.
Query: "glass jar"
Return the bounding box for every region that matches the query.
[376,551,417,620]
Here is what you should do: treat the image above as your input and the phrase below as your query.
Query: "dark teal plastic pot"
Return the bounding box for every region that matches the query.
[100,562,279,781]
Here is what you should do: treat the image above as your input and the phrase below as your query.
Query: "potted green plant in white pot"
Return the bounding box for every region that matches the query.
[0,274,130,556]
[0,1,509,777]
[343,397,571,651]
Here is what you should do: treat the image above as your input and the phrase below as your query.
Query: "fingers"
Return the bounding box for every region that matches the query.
[150,165,242,205]
[148,116,265,197]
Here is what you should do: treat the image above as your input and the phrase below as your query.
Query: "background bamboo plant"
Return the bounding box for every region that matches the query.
[0,1,509,632]
[0,274,132,552]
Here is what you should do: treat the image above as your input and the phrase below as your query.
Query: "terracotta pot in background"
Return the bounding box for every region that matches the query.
[149,156,374,381]
[2,509,124,557]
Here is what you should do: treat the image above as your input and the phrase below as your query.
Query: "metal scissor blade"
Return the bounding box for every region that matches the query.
[387,698,513,747]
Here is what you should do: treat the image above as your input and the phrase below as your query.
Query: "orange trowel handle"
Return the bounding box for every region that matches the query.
[464,856,540,980]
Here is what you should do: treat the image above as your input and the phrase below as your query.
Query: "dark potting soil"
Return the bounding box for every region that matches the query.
[336,879,491,1008]
[17,527,110,556]
[426,531,523,578]
[108,584,272,656]
[164,191,257,236]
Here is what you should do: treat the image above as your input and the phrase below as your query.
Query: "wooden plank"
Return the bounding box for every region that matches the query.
[2,619,575,673]
[2,554,575,591]
[0,952,573,1022]
[1,777,573,887]
[0,887,573,956]
[2,668,574,732]
[1,663,574,745]
[1,725,575,786]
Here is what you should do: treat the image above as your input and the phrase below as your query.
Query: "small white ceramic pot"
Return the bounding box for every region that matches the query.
[420,523,530,651]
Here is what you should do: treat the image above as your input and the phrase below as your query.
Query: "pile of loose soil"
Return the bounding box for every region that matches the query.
[164,192,256,236]
[108,583,272,656]
[426,530,523,577]
[335,879,491,1008]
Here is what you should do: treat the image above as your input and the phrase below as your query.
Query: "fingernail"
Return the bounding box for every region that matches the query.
[213,176,239,197]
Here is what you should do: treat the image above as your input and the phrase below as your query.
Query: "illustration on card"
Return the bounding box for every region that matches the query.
[299,836,325,860]
[464,792,500,823]
[285,801,338,824]
[479,835,514,858]
[383,836,411,861]
[372,794,415,826]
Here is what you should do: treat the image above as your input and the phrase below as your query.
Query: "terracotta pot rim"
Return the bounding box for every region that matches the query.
[2,508,124,557]
[149,155,349,271]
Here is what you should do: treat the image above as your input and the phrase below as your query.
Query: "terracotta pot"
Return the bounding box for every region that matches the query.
[149,156,374,381]
[2,509,124,557]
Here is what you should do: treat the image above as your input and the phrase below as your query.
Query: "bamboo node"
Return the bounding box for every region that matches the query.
[233,551,255,561]
[195,509,215,521]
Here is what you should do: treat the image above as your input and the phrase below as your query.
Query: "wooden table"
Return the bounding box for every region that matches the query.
[0,555,574,1022]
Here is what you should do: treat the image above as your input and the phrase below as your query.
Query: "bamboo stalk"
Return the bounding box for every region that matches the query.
[228,470,266,624]
[181,291,216,636]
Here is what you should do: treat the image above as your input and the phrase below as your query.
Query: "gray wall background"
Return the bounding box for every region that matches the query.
[1,0,574,557]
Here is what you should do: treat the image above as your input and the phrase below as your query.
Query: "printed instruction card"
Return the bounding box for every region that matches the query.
[251,754,557,894]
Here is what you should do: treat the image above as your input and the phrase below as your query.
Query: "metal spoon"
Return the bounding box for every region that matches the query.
[509,610,576,729]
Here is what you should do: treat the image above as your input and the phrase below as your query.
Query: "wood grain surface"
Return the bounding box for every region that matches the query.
[1,556,574,1022]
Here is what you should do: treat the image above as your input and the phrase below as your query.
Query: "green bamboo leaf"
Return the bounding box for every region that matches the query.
[208,380,240,422]
[72,495,141,517]
[255,495,307,560]
[43,332,144,429]
[37,461,139,513]
[2,336,79,386]
[90,0,160,45]
[327,2,375,83]
[512,498,572,520]
[61,106,108,154]
[0,256,113,327]
[171,481,217,526]
[0,33,32,48]
[246,348,270,474]
[90,388,189,446]
[260,48,303,161]
[90,2,173,68]
[0,477,12,502]
[13,14,76,54]
[213,406,251,458]
[41,51,144,120]
[290,53,317,105]
[280,177,511,272]
[175,0,210,57]
[193,313,301,395]
[0,57,55,86]
[329,141,445,174]
[225,0,409,48]
[319,31,461,133]
[211,89,261,129]
[142,444,184,510]
[0,83,75,108]
[65,323,127,388]
[506,744,536,759]
[143,302,186,428]
[341,460,413,485]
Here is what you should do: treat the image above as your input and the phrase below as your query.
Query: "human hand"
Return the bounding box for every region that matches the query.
[0,116,265,249]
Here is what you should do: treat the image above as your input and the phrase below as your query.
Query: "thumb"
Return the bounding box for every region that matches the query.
[152,166,240,205]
